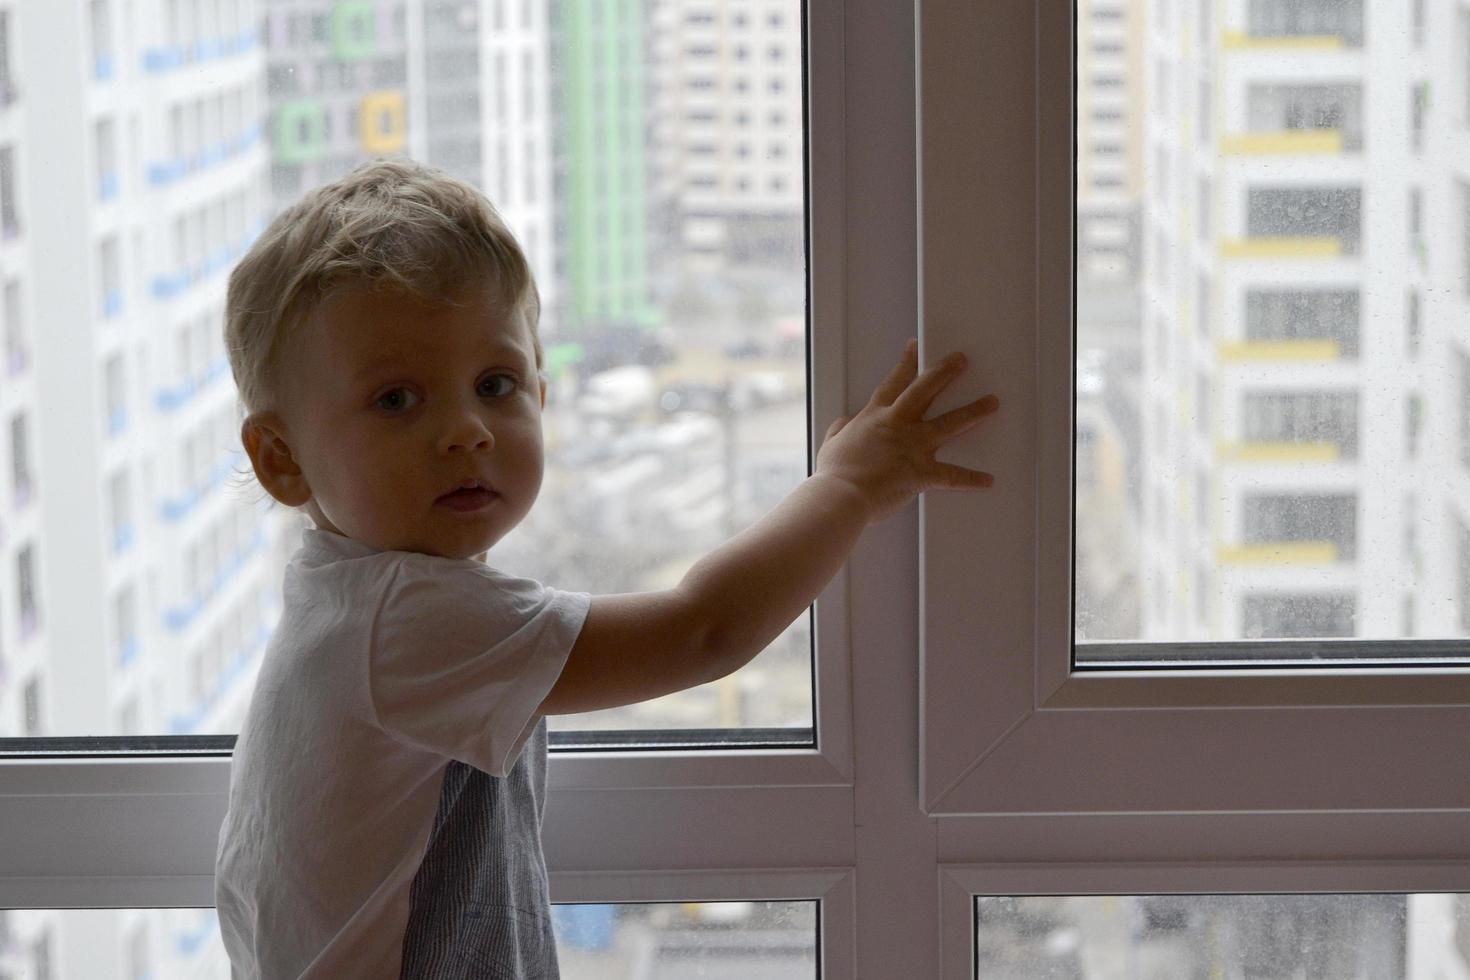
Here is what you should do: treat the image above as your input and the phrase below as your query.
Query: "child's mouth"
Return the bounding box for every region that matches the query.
[436,487,498,512]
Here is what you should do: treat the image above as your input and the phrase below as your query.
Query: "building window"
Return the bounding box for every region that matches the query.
[1459,518,1470,633]
[1461,182,1470,295]
[1242,493,1357,560]
[105,354,126,438]
[1243,592,1355,638]
[115,584,138,666]
[1459,351,1470,469]
[110,470,132,554]
[1247,186,1361,253]
[1197,273,1211,337]
[18,542,39,638]
[89,0,112,80]
[0,145,18,239]
[1242,390,1358,458]
[99,236,122,318]
[1245,289,1359,355]
[3,279,22,375]
[1197,176,1210,241]
[1247,83,1362,149]
[1248,0,1363,46]
[1408,393,1422,458]
[1407,289,1421,358]
[10,411,31,507]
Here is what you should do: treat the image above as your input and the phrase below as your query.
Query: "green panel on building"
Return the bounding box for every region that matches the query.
[274,101,328,164]
[333,1,376,60]
[544,342,584,376]
[556,0,659,334]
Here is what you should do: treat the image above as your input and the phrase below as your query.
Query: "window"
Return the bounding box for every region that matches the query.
[1248,0,1363,46]
[99,235,122,318]
[104,353,126,437]
[1461,351,1470,468]
[1247,186,1361,253]
[8,3,1470,975]
[1242,492,1356,560]
[1247,83,1362,149]
[17,543,39,638]
[110,469,131,553]
[10,411,31,507]
[0,144,18,238]
[1241,389,1358,454]
[1460,519,1470,633]
[1245,289,1359,355]
[923,4,1470,970]
[2,279,22,374]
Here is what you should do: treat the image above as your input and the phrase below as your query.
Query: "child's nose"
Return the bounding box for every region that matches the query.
[438,412,495,454]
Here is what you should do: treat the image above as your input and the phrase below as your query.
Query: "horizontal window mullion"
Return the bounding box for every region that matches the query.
[0,770,852,905]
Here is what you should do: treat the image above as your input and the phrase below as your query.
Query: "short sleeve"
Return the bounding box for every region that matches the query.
[369,556,591,776]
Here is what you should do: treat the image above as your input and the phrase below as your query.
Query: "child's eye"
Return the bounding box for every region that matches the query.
[479,373,518,397]
[375,388,418,413]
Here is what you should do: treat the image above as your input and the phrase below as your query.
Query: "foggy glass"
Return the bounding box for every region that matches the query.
[1072,0,1470,659]
[975,894,1470,979]
[0,901,818,978]
[0,0,811,740]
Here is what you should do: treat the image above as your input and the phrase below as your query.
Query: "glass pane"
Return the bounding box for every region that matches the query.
[1072,0,1470,663]
[976,894,1470,978]
[0,901,817,977]
[2,1,809,739]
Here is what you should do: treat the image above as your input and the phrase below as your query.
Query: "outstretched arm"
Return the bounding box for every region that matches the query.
[536,339,999,716]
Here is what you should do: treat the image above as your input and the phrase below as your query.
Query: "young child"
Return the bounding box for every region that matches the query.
[213,157,999,978]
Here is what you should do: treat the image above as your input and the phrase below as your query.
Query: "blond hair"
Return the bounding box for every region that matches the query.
[224,157,542,419]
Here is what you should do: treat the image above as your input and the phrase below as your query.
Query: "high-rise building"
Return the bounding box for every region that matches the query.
[7,0,272,972]
[1134,0,1470,643]
[647,0,802,274]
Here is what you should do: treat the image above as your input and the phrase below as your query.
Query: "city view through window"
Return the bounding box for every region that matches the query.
[0,0,812,972]
[1073,0,1470,663]
[1,0,811,748]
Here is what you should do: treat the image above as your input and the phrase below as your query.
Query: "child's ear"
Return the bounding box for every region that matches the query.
[241,413,313,508]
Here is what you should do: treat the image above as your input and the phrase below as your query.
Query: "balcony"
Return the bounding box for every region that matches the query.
[1217,541,1340,565]
[1223,131,1346,155]
[1223,30,1350,49]
[1230,187,1361,258]
[1221,236,1345,259]
[1218,340,1344,361]
[1217,440,1341,463]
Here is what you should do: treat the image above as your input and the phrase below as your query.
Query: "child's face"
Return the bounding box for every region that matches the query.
[248,283,548,561]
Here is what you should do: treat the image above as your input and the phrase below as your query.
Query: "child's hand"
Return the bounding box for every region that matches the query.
[815,337,999,525]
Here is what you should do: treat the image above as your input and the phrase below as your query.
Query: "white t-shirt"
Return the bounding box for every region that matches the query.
[215,527,590,978]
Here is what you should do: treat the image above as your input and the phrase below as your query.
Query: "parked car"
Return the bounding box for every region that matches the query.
[578,365,656,419]
[724,336,765,360]
[658,381,730,416]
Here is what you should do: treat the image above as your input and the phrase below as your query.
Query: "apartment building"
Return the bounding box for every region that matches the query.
[1140,0,1470,644]
[1,0,270,973]
[647,0,802,275]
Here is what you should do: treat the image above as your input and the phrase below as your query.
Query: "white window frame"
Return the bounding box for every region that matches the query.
[9,0,1466,975]
[919,0,1470,970]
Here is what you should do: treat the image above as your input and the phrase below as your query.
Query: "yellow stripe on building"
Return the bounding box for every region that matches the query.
[1222,131,1344,155]
[1221,236,1342,258]
[1217,441,1341,463]
[1217,542,1339,565]
[1217,340,1341,361]
[1222,30,1345,49]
